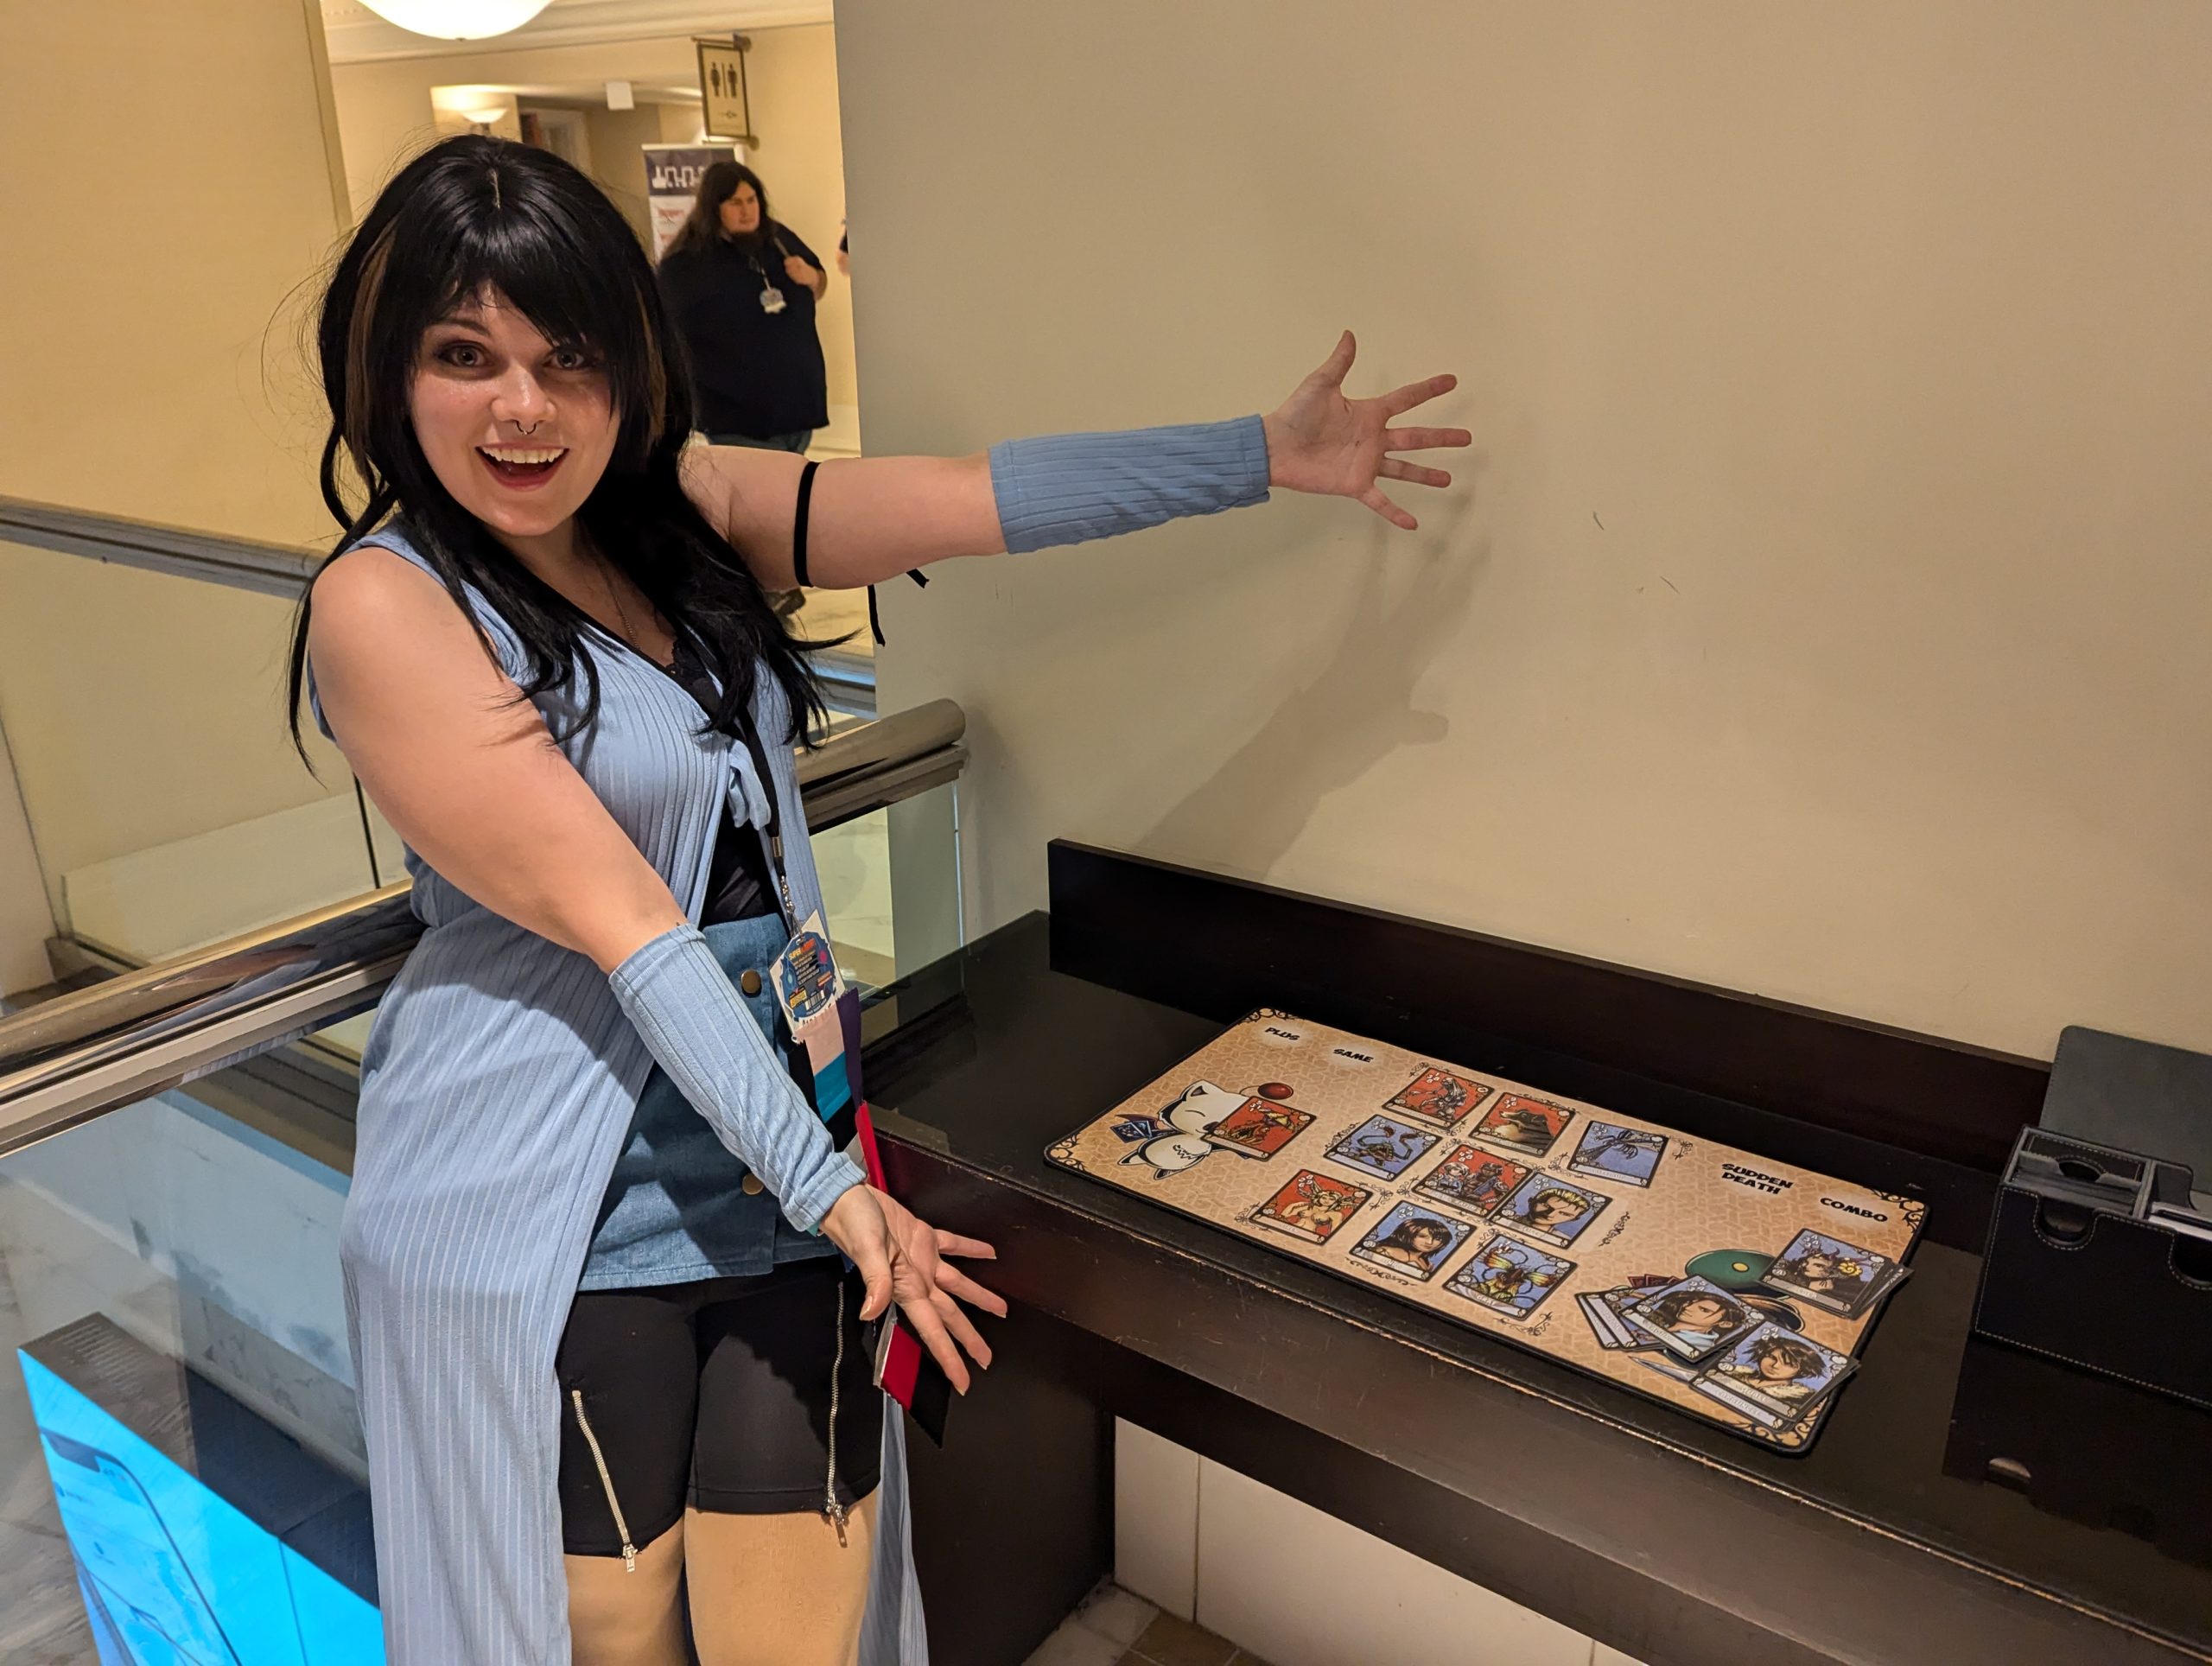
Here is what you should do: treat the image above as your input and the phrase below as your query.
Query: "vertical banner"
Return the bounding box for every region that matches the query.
[641,143,738,260]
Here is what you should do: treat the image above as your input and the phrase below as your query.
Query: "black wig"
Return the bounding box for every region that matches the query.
[288,134,822,756]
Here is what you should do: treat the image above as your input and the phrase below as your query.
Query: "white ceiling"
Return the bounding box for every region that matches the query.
[320,0,834,66]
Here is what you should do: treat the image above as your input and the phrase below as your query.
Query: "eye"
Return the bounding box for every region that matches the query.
[435,341,486,369]
[550,345,597,373]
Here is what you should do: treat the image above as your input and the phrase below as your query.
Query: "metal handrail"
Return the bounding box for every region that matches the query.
[0,493,878,709]
[0,701,966,1160]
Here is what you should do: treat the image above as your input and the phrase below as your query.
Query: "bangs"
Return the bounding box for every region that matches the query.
[374,169,671,450]
[434,213,625,358]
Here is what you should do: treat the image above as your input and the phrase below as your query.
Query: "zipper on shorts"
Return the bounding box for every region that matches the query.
[823,1278,850,1548]
[569,1389,639,1572]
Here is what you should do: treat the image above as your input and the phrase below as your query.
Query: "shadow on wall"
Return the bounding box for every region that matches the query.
[1143,487,1489,881]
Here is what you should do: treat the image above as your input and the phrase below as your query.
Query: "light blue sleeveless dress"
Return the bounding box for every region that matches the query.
[313,526,926,1665]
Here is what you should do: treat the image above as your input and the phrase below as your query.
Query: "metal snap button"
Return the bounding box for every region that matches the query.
[741,1174,765,1196]
[739,969,763,997]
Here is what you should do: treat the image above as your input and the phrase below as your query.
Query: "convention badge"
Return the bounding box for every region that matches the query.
[771,912,843,1031]
[759,283,787,315]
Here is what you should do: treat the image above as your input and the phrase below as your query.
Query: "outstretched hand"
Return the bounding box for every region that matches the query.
[818,1183,1006,1395]
[1262,332,1471,531]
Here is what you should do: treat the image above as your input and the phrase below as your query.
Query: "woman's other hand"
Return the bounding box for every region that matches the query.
[1263,331,1470,531]
[817,1184,1005,1392]
[784,254,825,296]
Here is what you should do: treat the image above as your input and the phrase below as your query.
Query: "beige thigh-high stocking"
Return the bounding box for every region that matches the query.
[564,1518,689,1666]
[683,1492,880,1666]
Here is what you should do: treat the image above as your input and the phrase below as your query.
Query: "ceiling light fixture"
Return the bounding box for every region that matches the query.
[359,1,553,41]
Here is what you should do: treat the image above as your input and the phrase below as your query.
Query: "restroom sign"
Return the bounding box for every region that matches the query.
[696,37,753,143]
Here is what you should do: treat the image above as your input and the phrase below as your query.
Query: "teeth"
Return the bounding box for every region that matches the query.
[479,447,565,465]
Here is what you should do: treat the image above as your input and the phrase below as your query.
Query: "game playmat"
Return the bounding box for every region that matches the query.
[1047,1010,1924,1451]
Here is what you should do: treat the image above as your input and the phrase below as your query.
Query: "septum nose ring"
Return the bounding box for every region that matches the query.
[512,418,543,436]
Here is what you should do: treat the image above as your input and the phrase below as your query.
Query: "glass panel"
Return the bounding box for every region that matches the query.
[0,1014,378,1660]
[810,779,963,996]
[0,544,381,981]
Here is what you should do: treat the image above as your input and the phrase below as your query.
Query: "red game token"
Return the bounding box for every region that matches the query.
[1259,1082,1294,1101]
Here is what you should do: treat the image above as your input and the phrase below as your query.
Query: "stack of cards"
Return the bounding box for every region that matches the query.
[1575,1283,1658,1351]
[1764,1229,1909,1319]
[1690,1322,1858,1430]
[1573,1227,1901,1431]
[1622,1275,1759,1363]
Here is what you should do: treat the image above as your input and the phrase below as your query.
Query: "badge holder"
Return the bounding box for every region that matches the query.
[769,908,954,1442]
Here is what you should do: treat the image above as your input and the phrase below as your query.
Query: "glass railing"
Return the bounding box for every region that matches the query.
[0,1013,378,1662]
[0,684,966,1658]
[0,495,880,995]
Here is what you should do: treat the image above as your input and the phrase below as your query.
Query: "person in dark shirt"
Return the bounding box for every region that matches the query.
[656,161,830,455]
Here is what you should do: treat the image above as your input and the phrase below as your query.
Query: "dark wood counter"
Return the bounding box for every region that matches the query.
[863,846,2211,1666]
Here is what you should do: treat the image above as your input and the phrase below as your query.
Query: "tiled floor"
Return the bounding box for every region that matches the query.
[1025,1581,1272,1666]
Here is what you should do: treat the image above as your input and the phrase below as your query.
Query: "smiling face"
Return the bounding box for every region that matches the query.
[408,288,617,555]
[717,181,761,236]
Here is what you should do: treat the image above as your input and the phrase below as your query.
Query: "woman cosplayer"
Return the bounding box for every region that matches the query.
[294,137,1465,1664]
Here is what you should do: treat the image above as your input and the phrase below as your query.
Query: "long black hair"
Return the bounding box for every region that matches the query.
[285,134,822,757]
[662,159,781,261]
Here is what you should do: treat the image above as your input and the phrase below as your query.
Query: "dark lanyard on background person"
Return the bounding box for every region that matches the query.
[749,232,787,315]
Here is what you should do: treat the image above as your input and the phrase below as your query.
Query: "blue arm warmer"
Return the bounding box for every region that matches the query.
[609,924,863,1233]
[988,415,1272,555]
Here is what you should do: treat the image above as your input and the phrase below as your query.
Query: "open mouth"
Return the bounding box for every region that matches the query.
[475,445,568,488]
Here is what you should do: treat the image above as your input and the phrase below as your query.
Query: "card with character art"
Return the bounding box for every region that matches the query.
[1692,1320,1858,1429]
[1382,1066,1493,1131]
[1202,1096,1316,1160]
[1764,1229,1904,1319]
[1253,1169,1373,1245]
[1497,1171,1611,1248]
[1445,1232,1575,1319]
[1622,1275,1756,1362]
[1348,1202,1472,1282]
[1565,1121,1669,1188]
[1414,1144,1532,1218]
[1465,1092,1576,1159]
[1325,1113,1440,1180]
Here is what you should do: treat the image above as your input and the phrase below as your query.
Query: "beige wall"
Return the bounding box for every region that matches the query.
[0,1,356,957]
[329,24,858,414]
[838,0,2212,1061]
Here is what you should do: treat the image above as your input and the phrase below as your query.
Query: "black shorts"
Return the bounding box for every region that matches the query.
[556,1258,883,1557]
